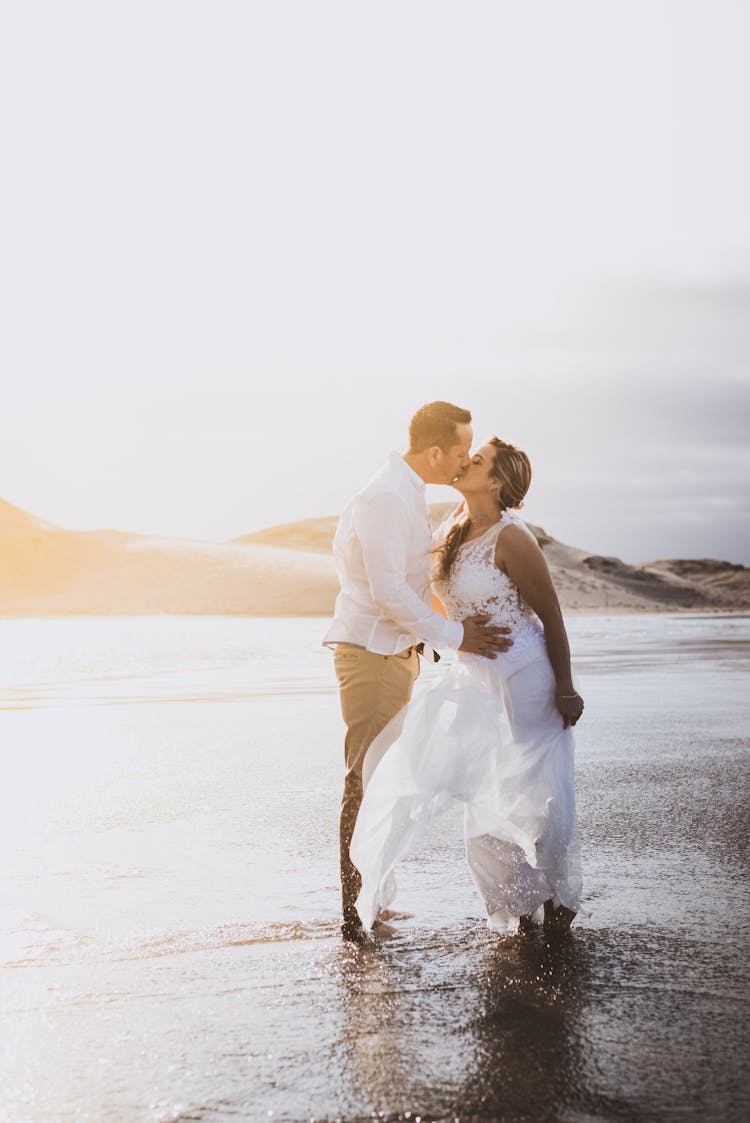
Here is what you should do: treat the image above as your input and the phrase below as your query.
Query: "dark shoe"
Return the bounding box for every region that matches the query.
[518,913,537,935]
[341,916,370,945]
[543,903,576,932]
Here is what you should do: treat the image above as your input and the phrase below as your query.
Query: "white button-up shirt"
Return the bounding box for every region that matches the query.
[322,452,464,655]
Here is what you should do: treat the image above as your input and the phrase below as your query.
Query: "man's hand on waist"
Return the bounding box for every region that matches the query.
[459,615,513,659]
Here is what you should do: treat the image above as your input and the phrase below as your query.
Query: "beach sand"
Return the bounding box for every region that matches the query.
[0,613,748,1122]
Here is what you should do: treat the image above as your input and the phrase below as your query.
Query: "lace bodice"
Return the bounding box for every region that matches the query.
[432,511,545,665]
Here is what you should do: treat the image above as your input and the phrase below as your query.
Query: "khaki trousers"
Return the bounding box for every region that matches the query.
[334,644,420,922]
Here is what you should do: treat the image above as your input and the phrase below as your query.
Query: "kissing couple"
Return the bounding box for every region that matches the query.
[323,400,584,944]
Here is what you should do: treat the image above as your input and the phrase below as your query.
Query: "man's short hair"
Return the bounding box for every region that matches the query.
[408,401,472,453]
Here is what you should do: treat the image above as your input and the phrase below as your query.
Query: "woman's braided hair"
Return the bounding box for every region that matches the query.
[436,437,532,579]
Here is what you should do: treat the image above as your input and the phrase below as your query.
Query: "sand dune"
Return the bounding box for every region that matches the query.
[1,497,747,616]
[234,516,338,554]
[0,499,337,616]
[237,504,750,614]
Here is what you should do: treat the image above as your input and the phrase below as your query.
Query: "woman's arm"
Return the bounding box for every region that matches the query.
[495,525,584,728]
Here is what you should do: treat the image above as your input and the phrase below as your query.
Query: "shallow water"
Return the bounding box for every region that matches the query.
[1,613,748,1122]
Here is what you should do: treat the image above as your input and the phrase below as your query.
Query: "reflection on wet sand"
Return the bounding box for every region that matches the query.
[336,928,594,1123]
[461,933,589,1121]
[333,913,750,1123]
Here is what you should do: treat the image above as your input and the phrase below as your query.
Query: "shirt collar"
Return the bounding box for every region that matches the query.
[389,451,426,492]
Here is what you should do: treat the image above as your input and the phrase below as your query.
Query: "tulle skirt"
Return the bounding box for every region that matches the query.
[350,645,582,933]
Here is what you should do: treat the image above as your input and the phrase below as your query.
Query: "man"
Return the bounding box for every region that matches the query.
[323,401,511,942]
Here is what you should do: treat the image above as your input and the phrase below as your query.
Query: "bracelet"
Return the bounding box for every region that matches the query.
[557,692,580,700]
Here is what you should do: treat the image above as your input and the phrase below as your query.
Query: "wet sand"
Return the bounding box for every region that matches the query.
[1,614,748,1122]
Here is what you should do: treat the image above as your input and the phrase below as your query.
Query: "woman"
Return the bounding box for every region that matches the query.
[349,437,584,935]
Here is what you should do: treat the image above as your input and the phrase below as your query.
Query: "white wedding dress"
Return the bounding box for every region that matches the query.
[350,511,582,933]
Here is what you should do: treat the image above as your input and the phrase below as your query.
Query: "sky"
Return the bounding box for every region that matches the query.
[1,0,749,563]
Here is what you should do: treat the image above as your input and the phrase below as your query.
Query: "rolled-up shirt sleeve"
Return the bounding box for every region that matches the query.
[353,492,464,651]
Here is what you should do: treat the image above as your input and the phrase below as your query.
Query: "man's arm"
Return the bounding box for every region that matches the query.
[354,491,464,650]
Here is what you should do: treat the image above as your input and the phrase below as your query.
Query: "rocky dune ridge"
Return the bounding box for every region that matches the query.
[1,497,747,616]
